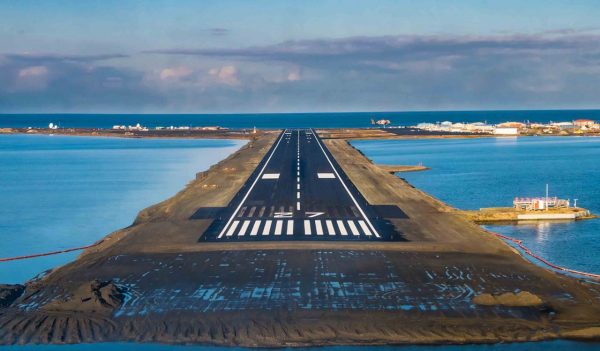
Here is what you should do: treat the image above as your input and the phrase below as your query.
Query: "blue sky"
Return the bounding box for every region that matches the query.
[1,0,600,112]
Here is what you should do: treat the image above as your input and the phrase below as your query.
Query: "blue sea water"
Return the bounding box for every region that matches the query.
[1,132,599,350]
[0,135,246,284]
[1,110,600,129]
[352,136,600,275]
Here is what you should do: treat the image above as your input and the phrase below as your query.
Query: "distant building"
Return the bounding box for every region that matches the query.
[551,122,575,130]
[494,127,519,135]
[497,122,526,129]
[574,119,595,128]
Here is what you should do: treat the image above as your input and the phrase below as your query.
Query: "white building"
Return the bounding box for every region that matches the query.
[494,127,519,135]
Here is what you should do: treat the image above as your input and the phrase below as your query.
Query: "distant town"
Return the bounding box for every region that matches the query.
[375,118,600,135]
[4,118,599,137]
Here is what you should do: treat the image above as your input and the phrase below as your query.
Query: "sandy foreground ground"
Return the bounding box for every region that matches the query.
[1,130,600,346]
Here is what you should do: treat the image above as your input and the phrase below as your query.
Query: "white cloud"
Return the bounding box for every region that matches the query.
[160,66,193,80]
[209,65,240,86]
[287,69,301,81]
[18,65,48,78]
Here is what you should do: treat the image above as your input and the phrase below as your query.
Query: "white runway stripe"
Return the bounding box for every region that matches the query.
[287,220,294,235]
[326,220,335,235]
[226,221,239,237]
[218,130,286,238]
[304,220,311,235]
[274,220,283,235]
[315,220,324,235]
[347,220,360,236]
[358,220,372,236]
[238,220,251,236]
[337,220,348,236]
[262,220,272,235]
[250,220,261,236]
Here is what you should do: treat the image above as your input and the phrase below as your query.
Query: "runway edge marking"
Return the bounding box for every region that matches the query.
[218,130,286,238]
[311,128,381,238]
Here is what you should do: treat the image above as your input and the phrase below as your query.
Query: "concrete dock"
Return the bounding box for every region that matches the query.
[463,207,595,223]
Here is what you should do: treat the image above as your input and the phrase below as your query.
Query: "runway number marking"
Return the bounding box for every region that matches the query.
[274,211,293,218]
[305,211,324,218]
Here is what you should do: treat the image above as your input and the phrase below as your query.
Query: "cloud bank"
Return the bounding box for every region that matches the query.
[2,32,600,112]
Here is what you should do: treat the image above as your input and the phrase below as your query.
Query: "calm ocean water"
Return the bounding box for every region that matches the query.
[1,110,600,129]
[0,135,246,284]
[352,136,600,274]
[1,133,599,350]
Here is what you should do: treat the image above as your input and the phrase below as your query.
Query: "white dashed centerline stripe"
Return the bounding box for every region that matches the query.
[226,221,239,237]
[250,220,261,236]
[238,220,251,236]
[262,220,272,235]
[297,192,300,199]
[218,130,286,238]
[296,202,300,211]
[311,128,380,238]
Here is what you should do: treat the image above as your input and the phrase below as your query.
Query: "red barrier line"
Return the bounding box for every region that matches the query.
[2,232,599,280]
[0,243,100,262]
[487,230,600,279]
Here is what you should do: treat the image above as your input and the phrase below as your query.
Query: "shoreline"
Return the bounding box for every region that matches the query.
[4,126,600,142]
[1,131,599,346]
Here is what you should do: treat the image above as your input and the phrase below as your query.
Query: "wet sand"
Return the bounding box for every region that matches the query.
[1,131,600,346]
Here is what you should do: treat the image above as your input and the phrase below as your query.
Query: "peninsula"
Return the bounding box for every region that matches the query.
[1,129,600,346]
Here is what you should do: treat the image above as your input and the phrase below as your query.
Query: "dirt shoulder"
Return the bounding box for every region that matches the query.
[1,132,600,346]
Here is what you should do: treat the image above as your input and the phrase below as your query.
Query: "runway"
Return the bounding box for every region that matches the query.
[200,129,402,241]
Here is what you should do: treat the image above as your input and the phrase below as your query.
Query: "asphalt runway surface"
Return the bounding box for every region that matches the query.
[199,129,403,241]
